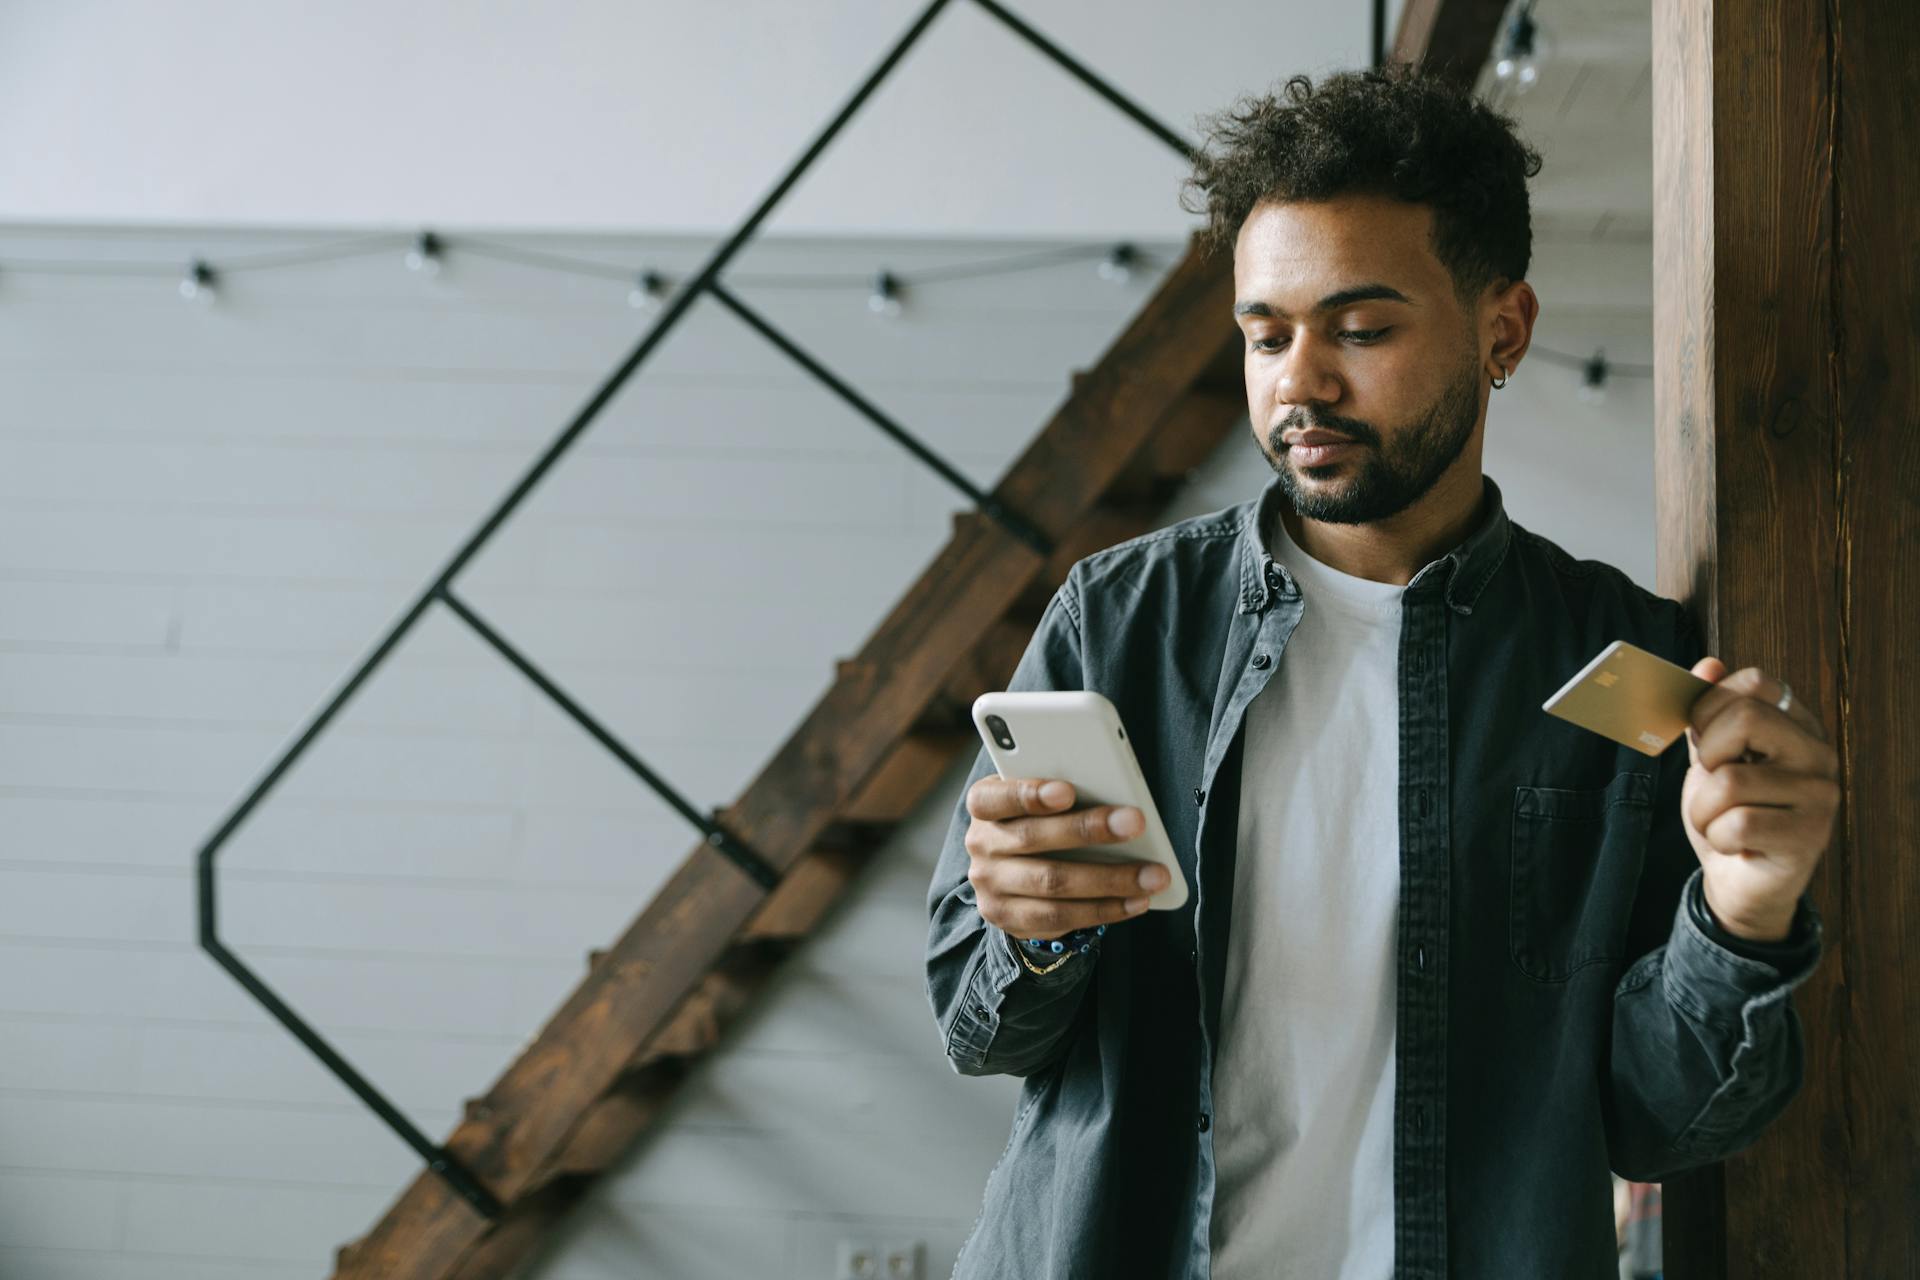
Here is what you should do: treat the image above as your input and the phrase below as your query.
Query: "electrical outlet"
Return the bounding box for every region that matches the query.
[880,1240,925,1280]
[834,1237,924,1280]
[835,1239,880,1280]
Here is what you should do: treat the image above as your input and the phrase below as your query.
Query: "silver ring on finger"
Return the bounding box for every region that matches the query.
[1776,679,1793,715]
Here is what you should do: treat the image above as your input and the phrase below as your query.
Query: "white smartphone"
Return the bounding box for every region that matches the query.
[970,689,1189,911]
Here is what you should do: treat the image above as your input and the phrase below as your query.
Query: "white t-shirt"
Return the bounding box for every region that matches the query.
[1208,505,1405,1278]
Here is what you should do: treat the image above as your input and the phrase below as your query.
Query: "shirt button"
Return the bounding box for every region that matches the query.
[1416,946,1426,972]
[1414,1105,1428,1133]
[1251,653,1271,669]
[1198,1112,1212,1132]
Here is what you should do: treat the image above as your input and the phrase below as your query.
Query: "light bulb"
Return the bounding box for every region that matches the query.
[1098,243,1136,284]
[1579,351,1610,404]
[869,269,902,317]
[179,260,217,304]
[628,269,668,311]
[405,232,443,278]
[1493,7,1541,95]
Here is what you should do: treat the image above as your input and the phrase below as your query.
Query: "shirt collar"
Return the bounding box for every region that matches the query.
[1235,471,1512,617]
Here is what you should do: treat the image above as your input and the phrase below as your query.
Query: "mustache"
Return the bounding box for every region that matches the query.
[1267,411,1377,446]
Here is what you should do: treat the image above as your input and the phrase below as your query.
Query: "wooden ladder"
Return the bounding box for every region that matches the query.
[334,230,1243,1279]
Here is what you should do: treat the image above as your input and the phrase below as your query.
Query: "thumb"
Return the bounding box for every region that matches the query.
[1685,655,1726,763]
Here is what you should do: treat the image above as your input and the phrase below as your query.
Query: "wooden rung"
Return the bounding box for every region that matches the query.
[740,845,867,940]
[1103,385,1247,505]
[630,964,764,1065]
[837,733,970,825]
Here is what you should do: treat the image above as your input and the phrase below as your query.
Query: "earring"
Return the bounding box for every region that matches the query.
[1491,364,1509,390]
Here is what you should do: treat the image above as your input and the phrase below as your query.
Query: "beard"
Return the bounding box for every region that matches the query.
[1263,348,1482,526]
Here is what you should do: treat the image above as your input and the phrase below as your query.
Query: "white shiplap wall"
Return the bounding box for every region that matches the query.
[0,223,1200,1279]
[0,217,1654,1280]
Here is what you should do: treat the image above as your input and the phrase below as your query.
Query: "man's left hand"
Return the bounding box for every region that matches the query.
[1682,657,1841,942]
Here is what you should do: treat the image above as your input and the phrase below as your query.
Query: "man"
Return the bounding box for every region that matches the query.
[924,64,1837,1278]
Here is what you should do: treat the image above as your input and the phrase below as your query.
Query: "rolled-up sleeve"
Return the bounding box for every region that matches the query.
[925,572,1103,1078]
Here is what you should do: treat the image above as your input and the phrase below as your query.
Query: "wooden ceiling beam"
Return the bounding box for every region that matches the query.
[1390,0,1510,88]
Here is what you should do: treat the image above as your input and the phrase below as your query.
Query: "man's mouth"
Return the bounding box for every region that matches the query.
[1289,440,1358,465]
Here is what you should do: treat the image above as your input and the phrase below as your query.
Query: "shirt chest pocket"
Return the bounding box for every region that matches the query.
[1508,769,1655,982]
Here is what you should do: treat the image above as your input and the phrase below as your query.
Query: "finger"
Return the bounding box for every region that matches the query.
[1693,695,1837,777]
[966,775,1074,822]
[1728,664,1828,742]
[1690,663,1828,752]
[996,893,1152,937]
[1701,801,1829,860]
[987,855,1169,902]
[975,804,1145,857]
[1685,761,1830,835]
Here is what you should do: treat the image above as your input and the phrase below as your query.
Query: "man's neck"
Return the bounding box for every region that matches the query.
[1277,471,1488,588]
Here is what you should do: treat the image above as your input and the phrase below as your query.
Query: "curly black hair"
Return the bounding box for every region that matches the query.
[1178,63,1544,303]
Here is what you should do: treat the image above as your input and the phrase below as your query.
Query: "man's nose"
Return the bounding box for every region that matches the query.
[1274,334,1342,405]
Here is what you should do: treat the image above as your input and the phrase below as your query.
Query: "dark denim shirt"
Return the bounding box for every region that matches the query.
[924,472,1823,1279]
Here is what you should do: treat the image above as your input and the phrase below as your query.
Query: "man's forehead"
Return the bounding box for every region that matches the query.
[1232,197,1438,305]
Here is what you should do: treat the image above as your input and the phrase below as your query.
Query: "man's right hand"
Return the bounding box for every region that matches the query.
[963,775,1170,941]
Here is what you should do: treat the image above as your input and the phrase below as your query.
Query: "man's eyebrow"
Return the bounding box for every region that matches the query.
[1232,284,1413,319]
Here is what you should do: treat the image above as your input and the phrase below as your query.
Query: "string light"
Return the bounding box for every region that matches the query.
[1098,242,1137,284]
[1493,2,1541,94]
[868,268,903,317]
[178,259,217,304]
[7,232,1646,403]
[404,231,444,277]
[627,268,669,311]
[1579,349,1610,404]
[1520,343,1650,395]
[0,234,1164,316]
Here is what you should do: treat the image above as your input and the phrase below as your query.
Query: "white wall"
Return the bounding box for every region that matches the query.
[0,216,1653,1279]
[0,0,1402,240]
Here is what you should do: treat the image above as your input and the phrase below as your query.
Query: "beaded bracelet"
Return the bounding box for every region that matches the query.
[1016,924,1106,975]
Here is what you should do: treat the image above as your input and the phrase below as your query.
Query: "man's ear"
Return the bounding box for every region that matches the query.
[1485,278,1539,379]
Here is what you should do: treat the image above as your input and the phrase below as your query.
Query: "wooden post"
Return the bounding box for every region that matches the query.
[1653,0,1919,1274]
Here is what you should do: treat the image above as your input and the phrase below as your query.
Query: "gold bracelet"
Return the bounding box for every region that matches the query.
[1016,942,1076,976]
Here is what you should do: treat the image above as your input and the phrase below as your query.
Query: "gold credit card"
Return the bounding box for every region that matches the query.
[1541,639,1714,757]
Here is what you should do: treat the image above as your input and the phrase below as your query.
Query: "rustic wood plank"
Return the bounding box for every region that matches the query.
[1655,0,1844,1275]
[1654,0,1918,1274]
[1655,1,1848,1269]
[1832,0,1920,1272]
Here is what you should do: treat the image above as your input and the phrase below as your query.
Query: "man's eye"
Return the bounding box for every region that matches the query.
[1249,328,1390,352]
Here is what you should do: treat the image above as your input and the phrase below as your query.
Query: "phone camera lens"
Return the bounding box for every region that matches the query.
[985,715,1016,750]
